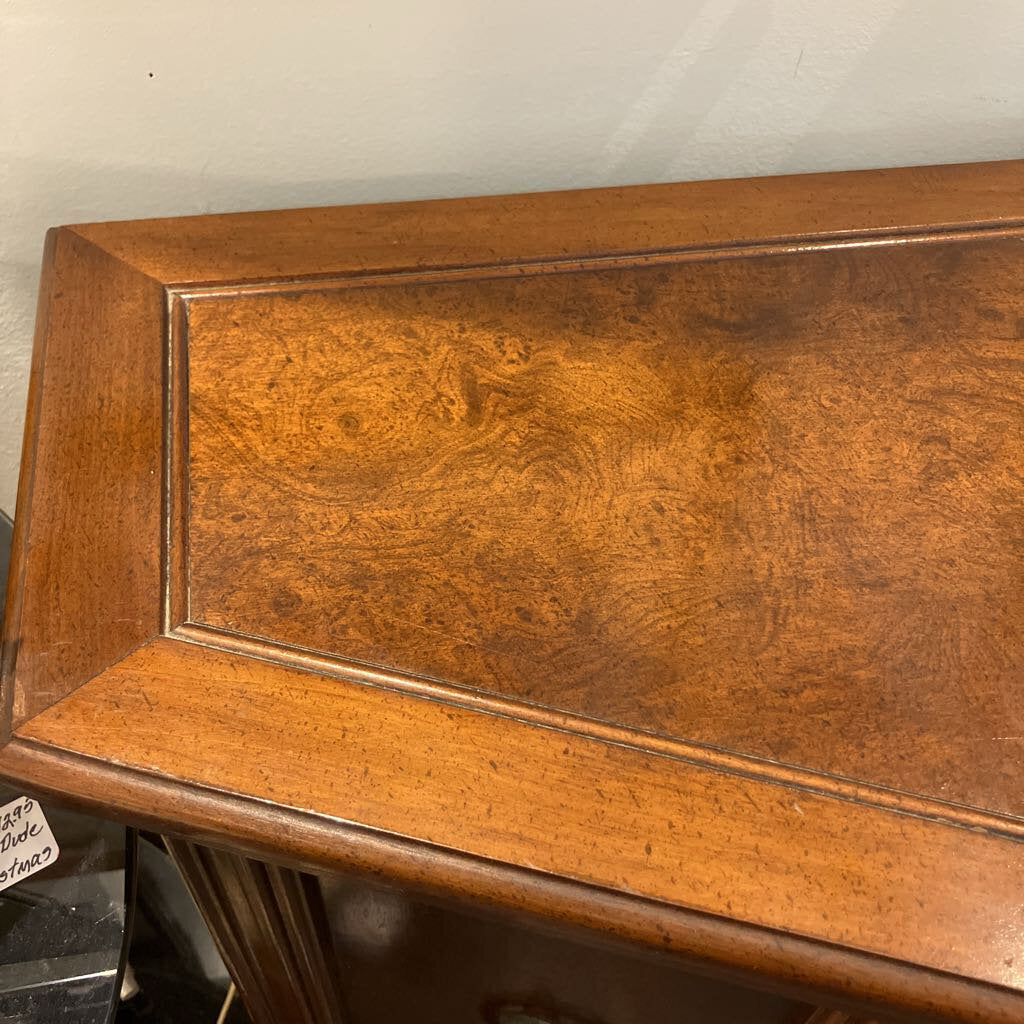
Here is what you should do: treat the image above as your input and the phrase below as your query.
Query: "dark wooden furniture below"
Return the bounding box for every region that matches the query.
[3,160,1024,1023]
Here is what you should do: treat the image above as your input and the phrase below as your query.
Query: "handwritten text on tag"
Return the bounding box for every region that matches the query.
[0,795,59,893]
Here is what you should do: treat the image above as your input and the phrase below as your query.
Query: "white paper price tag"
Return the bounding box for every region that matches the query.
[0,795,59,893]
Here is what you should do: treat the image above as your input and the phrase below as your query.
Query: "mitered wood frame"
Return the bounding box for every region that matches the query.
[3,160,1024,1023]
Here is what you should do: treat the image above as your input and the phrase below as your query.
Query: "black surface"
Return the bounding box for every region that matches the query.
[0,797,132,1024]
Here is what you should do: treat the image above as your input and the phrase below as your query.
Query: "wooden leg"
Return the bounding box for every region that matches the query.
[164,838,346,1024]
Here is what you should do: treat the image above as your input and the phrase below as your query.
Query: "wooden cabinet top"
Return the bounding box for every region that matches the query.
[3,160,1024,1021]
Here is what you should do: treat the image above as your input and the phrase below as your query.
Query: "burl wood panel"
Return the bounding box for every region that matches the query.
[6,162,1024,1024]
[186,233,1024,817]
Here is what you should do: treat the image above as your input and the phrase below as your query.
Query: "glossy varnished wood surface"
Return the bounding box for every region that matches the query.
[1,230,164,728]
[17,637,1024,1001]
[166,839,345,1024]
[3,161,1024,1022]
[186,234,1024,818]
[70,160,1024,286]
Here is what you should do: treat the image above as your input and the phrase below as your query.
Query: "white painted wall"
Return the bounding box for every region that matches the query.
[2,1,1022,515]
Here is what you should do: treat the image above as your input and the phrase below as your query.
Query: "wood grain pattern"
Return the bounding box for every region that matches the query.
[0,229,164,726]
[185,233,1024,818]
[69,160,1024,287]
[4,161,1024,1023]
[17,637,1024,1007]
[0,229,56,739]
[1,730,1016,1024]
[165,838,345,1024]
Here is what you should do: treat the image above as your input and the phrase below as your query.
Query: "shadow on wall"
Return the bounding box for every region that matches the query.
[0,511,11,624]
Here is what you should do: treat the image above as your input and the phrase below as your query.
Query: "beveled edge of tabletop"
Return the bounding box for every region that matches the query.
[4,633,1024,1024]
[66,158,1024,288]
